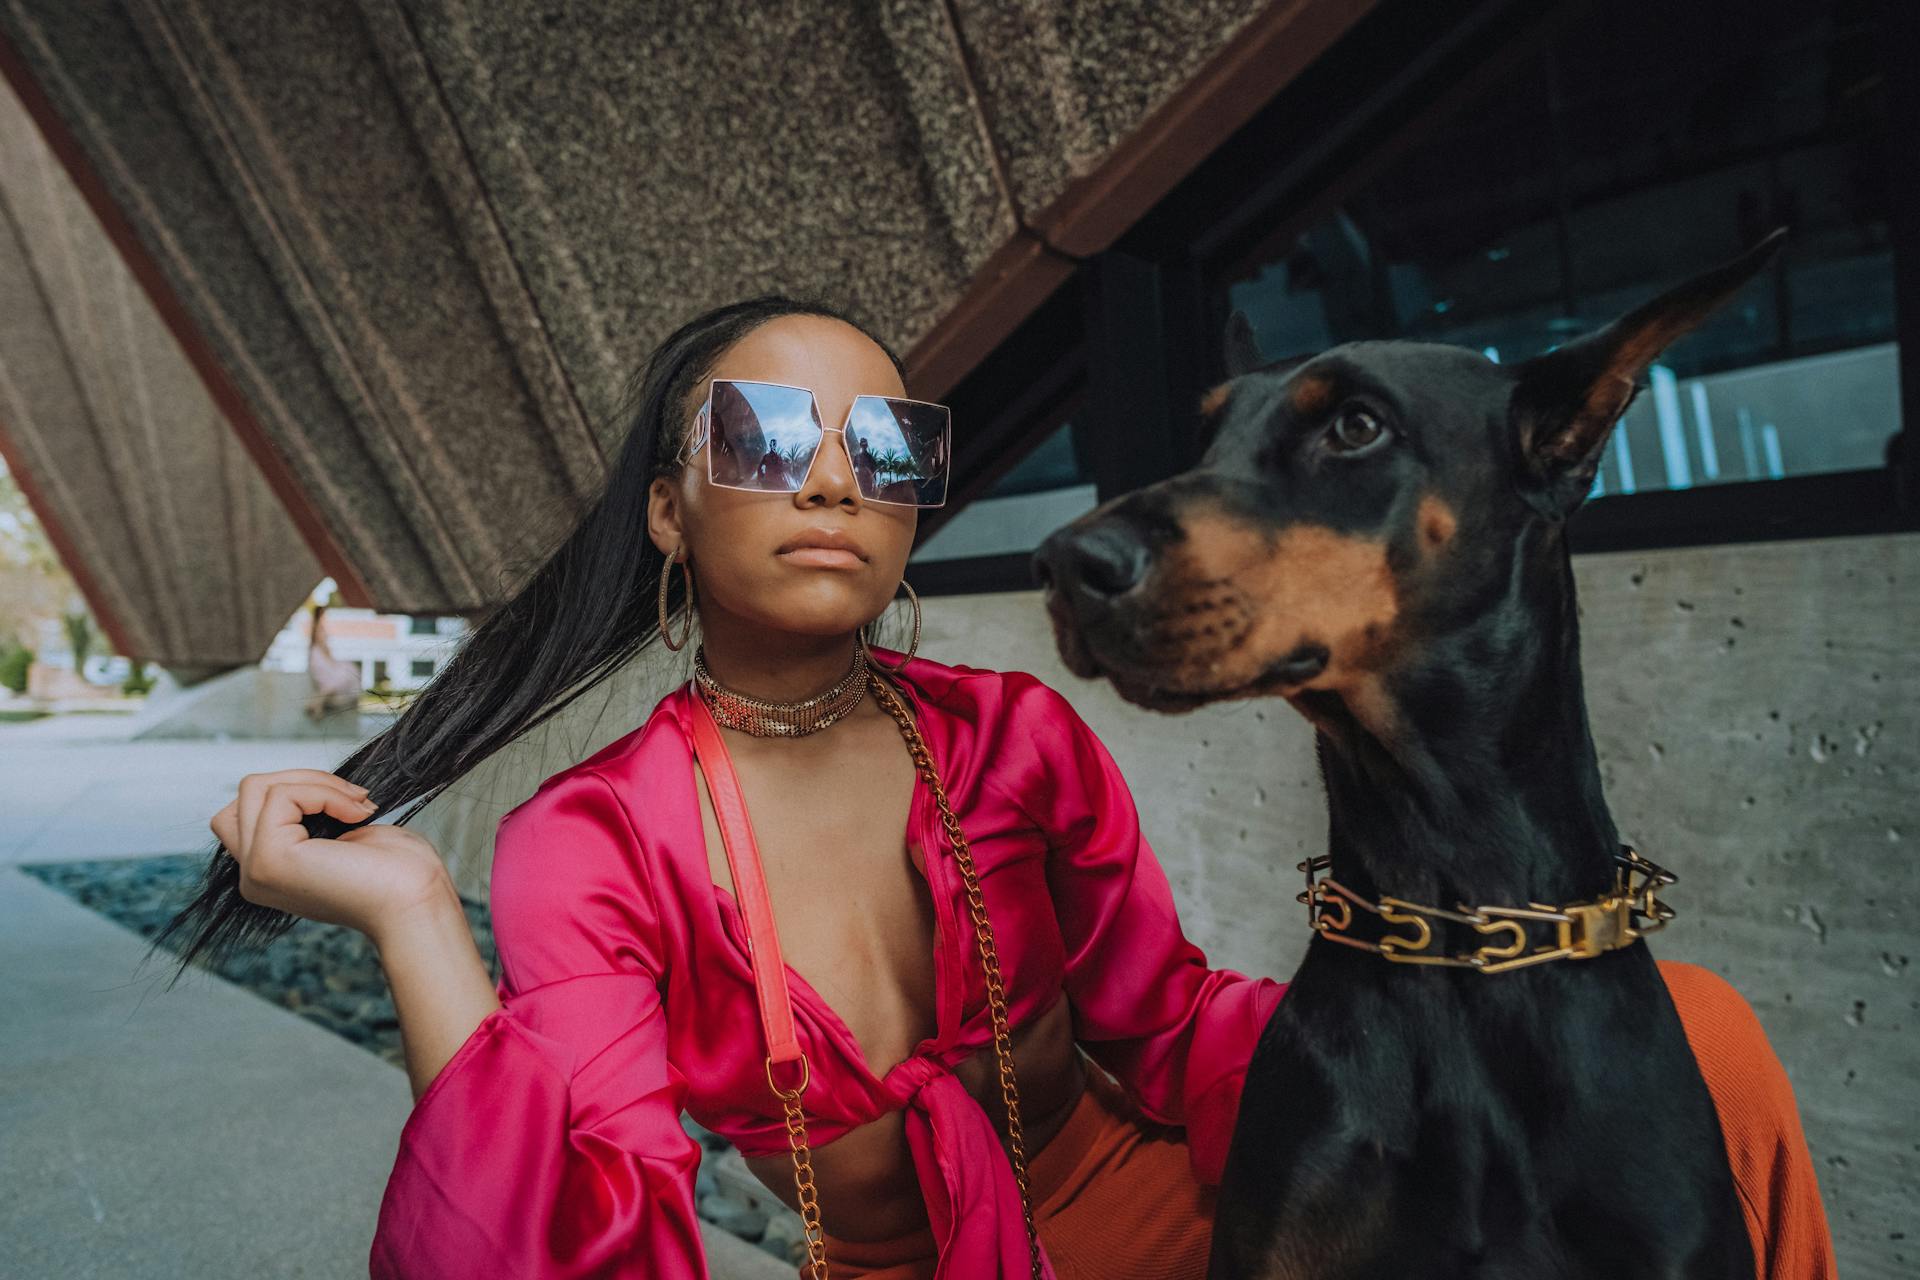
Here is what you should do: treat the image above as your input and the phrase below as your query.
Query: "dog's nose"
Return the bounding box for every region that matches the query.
[1033,521,1151,599]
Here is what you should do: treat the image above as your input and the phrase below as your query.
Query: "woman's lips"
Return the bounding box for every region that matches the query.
[778,546,866,569]
[776,528,870,569]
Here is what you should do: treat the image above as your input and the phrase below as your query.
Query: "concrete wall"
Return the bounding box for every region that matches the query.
[418,531,1916,1277]
[916,532,1917,1278]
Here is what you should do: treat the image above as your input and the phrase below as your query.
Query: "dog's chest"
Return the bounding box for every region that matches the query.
[1211,957,1742,1279]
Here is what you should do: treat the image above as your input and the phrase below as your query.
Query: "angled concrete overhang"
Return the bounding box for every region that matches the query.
[0,0,1374,664]
[0,73,321,670]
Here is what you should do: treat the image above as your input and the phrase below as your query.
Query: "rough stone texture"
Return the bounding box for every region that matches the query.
[947,0,1275,218]
[393,0,1017,442]
[0,74,320,667]
[0,0,1330,651]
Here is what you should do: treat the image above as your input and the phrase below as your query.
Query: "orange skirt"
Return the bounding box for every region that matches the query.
[814,961,1833,1280]
[818,1067,1214,1280]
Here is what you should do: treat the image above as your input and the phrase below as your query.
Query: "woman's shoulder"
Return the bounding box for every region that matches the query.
[500,684,696,829]
[893,650,1083,728]
[488,691,697,967]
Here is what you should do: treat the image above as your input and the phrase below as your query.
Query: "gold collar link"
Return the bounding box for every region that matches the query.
[1299,845,1677,974]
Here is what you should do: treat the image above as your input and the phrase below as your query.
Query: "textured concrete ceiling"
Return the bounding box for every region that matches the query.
[0,74,321,670]
[0,0,1370,664]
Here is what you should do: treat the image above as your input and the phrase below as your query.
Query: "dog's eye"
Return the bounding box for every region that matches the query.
[1324,404,1389,455]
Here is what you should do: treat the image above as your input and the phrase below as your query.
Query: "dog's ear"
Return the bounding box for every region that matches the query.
[1223,309,1267,378]
[1510,226,1788,518]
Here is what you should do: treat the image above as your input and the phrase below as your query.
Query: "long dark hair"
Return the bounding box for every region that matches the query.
[146,293,906,986]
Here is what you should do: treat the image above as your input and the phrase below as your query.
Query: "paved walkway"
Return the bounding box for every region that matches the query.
[0,727,344,865]
[0,715,783,1278]
[1,866,413,1276]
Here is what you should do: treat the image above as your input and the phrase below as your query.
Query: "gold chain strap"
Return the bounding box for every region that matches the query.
[767,1057,829,1280]
[870,675,1045,1280]
[759,676,1044,1280]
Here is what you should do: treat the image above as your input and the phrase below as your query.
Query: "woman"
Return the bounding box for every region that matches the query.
[162,296,1828,1280]
[303,601,363,721]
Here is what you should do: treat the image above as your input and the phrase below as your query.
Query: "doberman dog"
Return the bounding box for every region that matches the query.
[1034,229,1789,1279]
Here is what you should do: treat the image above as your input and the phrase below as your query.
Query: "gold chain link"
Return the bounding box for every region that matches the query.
[775,1080,829,1280]
[756,675,1044,1280]
[870,676,1045,1280]
[1298,845,1678,973]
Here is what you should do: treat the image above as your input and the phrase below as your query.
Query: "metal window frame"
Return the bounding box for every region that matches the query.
[910,0,1918,596]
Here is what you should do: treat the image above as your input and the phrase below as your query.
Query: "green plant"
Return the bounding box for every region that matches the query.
[62,611,93,671]
[121,656,156,696]
[0,643,30,694]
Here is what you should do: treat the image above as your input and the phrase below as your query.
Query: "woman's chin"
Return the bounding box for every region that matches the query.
[727,594,888,641]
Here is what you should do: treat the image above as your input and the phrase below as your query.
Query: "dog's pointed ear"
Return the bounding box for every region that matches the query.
[1223,309,1266,378]
[1511,227,1788,517]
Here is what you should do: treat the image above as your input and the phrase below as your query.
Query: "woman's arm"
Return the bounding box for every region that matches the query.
[369,768,709,1280]
[1000,675,1287,1184]
[369,881,501,1102]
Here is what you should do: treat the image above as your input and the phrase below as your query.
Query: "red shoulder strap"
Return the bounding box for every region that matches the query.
[685,693,803,1067]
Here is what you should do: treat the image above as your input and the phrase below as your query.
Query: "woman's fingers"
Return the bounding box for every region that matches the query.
[234,769,368,854]
[231,780,376,902]
[205,767,445,937]
[254,780,378,858]
[209,797,240,853]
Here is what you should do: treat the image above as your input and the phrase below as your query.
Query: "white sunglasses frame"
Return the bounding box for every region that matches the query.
[677,377,951,509]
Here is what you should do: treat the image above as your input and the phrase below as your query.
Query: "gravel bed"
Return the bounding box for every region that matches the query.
[19,854,808,1267]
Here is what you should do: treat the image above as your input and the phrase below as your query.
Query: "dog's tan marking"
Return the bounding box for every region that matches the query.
[1198,380,1233,417]
[1417,494,1457,553]
[1288,373,1337,416]
[1137,511,1403,737]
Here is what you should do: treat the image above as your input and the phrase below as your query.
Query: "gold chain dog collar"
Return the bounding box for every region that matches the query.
[1298,845,1677,974]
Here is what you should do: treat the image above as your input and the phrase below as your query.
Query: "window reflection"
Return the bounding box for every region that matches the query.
[1224,0,1895,496]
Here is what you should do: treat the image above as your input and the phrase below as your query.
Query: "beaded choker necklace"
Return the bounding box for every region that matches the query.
[692,644,869,737]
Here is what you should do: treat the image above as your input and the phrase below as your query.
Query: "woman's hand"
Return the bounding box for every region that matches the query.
[209,768,450,941]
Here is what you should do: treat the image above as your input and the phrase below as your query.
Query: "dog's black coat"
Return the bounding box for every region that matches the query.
[1034,232,1788,1278]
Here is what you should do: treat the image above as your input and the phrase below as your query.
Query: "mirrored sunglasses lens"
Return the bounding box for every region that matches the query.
[845,398,950,506]
[706,381,823,491]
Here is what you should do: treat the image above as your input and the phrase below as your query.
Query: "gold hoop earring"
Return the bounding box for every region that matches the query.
[860,579,920,673]
[658,550,694,651]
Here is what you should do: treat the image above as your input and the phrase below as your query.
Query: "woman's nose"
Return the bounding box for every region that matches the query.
[796,426,861,508]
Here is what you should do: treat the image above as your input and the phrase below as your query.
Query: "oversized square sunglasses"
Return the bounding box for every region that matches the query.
[676,378,951,508]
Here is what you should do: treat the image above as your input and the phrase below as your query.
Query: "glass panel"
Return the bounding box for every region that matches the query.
[1223,0,1895,496]
[986,420,1087,497]
[910,421,1097,562]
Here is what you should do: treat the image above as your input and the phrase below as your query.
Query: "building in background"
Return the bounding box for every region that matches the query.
[259,582,466,694]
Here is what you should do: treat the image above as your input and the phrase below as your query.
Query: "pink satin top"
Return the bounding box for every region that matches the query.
[368,653,1286,1278]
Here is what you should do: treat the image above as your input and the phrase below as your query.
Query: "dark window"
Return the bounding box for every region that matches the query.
[909,421,1096,569]
[1222,0,1897,504]
[914,0,1916,592]
[410,658,434,678]
[408,615,437,635]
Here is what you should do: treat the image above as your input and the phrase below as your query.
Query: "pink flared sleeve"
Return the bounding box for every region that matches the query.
[369,769,707,1280]
[1011,677,1286,1186]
